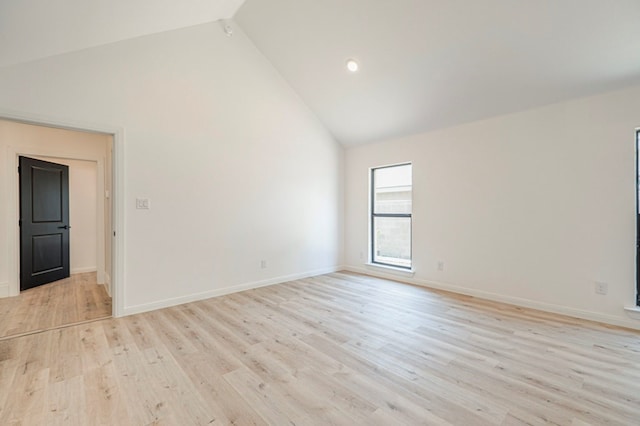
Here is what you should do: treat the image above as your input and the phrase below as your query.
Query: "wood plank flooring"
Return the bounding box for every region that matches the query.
[0,271,639,425]
[0,272,112,340]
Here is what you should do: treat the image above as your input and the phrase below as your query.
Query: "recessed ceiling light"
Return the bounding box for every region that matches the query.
[346,59,359,73]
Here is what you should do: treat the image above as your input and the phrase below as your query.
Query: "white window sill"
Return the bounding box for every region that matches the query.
[365,262,415,277]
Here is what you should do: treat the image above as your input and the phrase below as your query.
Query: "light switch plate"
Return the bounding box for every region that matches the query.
[136,198,150,209]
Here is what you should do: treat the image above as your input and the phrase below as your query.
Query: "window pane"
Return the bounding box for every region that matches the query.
[374,164,412,214]
[373,216,411,268]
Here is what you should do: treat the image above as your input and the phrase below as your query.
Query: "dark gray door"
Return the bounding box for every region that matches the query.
[19,156,70,291]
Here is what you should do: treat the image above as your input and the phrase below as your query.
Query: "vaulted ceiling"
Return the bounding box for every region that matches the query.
[2,0,640,146]
[0,0,245,68]
[236,0,640,145]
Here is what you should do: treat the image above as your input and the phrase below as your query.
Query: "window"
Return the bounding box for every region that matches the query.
[371,163,412,269]
[636,130,640,305]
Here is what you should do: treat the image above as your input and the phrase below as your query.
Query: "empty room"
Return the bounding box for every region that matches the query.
[0,0,639,424]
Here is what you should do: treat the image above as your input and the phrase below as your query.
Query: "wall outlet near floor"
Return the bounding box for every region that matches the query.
[437,261,445,271]
[260,260,267,269]
[594,281,608,295]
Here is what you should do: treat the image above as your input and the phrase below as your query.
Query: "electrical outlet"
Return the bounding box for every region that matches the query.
[260,260,267,269]
[437,261,444,271]
[594,281,608,295]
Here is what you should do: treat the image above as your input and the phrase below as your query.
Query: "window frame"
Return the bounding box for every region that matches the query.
[370,162,412,270]
[636,130,640,306]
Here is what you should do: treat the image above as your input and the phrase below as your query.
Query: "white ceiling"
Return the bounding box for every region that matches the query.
[3,1,640,147]
[236,0,640,145]
[0,0,246,68]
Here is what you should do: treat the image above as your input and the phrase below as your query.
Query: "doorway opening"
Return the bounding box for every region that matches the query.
[0,118,118,339]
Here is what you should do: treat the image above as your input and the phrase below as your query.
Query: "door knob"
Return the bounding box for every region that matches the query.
[58,225,70,229]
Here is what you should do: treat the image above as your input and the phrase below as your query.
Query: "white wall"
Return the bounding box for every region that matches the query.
[0,21,343,314]
[43,158,98,274]
[345,85,640,329]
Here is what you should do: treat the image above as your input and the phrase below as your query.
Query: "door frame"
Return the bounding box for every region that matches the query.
[2,111,124,317]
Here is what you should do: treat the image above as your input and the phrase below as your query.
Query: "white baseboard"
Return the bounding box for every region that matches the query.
[0,282,8,298]
[121,266,341,317]
[344,265,640,331]
[71,267,97,274]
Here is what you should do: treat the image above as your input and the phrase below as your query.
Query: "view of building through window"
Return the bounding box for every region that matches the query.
[371,163,412,268]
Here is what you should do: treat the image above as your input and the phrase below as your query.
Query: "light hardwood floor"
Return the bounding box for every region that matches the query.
[0,272,638,425]
[0,272,112,340]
